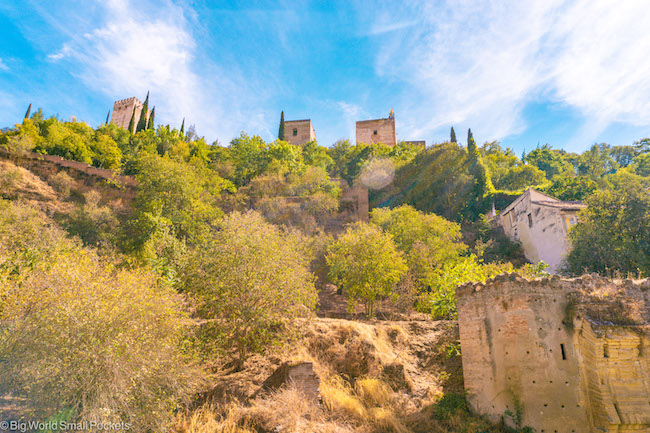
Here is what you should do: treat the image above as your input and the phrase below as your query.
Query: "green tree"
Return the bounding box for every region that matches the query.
[327,222,407,317]
[525,144,573,179]
[105,110,111,125]
[542,176,598,201]
[564,180,650,276]
[278,110,285,141]
[148,106,155,130]
[576,143,618,178]
[371,205,466,282]
[132,154,231,245]
[467,129,477,154]
[450,126,457,143]
[180,118,185,137]
[498,165,548,190]
[136,91,150,133]
[183,211,317,368]
[128,106,136,134]
[633,153,650,177]
[24,103,31,121]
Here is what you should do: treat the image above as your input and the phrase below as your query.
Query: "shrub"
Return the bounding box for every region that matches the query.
[183,211,318,368]
[0,201,200,432]
[327,222,408,317]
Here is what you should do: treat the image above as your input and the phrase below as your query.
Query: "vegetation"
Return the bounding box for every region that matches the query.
[1,104,649,431]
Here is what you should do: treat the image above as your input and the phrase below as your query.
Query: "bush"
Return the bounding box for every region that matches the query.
[183,211,318,368]
[0,201,200,432]
[327,222,408,317]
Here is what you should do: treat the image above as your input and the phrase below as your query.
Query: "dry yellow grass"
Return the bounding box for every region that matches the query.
[355,378,393,407]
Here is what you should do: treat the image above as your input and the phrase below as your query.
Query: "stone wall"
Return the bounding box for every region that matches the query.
[285,119,316,146]
[356,118,396,146]
[457,274,650,432]
[110,97,150,132]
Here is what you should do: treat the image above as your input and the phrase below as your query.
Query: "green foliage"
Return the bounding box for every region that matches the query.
[148,106,155,130]
[564,178,650,276]
[132,153,231,245]
[0,201,199,432]
[90,133,122,169]
[302,139,334,170]
[136,91,150,133]
[64,190,119,246]
[370,205,467,282]
[576,143,619,178]
[467,129,477,154]
[128,106,136,134]
[524,144,573,179]
[450,126,457,143]
[633,152,650,177]
[328,139,421,187]
[183,211,317,368]
[327,222,408,317]
[497,165,547,191]
[541,176,598,201]
[278,110,285,140]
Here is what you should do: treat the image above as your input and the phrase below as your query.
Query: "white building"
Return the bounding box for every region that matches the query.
[498,188,585,273]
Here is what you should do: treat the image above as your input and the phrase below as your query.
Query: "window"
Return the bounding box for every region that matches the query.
[528,213,533,228]
[293,128,298,136]
[373,130,378,135]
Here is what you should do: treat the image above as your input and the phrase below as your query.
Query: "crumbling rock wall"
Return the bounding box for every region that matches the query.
[457,274,650,433]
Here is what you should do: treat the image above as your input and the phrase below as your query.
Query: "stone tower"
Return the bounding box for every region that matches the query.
[110,97,151,132]
[284,119,316,146]
[356,110,396,146]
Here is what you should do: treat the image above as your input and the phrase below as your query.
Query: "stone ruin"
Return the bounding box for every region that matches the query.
[456,273,650,433]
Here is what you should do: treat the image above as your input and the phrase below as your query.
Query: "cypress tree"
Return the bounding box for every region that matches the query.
[128,106,136,134]
[106,110,111,125]
[148,107,155,130]
[467,128,477,154]
[24,103,32,120]
[180,118,185,137]
[450,126,457,143]
[278,111,285,140]
[136,91,149,133]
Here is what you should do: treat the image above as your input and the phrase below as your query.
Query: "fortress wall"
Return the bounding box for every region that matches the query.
[285,120,316,146]
[356,118,396,146]
[457,275,650,432]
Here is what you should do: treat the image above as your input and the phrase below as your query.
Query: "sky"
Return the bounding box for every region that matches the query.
[1,0,650,154]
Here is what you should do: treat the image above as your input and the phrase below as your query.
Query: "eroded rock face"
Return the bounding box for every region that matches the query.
[258,362,321,403]
[456,274,650,433]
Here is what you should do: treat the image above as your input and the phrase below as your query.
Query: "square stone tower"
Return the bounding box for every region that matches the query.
[110,97,150,132]
[285,119,316,146]
[356,112,396,146]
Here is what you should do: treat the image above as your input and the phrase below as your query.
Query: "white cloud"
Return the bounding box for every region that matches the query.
[0,58,8,71]
[337,101,366,141]
[371,0,650,147]
[49,0,271,142]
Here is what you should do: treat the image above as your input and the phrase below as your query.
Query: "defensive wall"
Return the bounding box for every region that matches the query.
[457,274,650,432]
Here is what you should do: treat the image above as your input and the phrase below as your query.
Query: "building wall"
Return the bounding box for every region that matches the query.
[457,276,650,433]
[356,118,396,146]
[285,120,316,146]
[499,189,581,273]
[110,97,150,132]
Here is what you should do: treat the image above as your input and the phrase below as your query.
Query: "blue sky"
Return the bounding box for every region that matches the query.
[1,0,650,154]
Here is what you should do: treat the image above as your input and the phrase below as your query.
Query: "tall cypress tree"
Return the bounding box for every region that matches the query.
[136,91,149,133]
[278,111,285,140]
[128,106,136,134]
[147,107,155,130]
[24,104,32,120]
[180,118,185,137]
[450,126,457,143]
[106,110,111,125]
[467,128,477,154]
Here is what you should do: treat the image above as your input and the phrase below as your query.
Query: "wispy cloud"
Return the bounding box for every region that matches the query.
[0,58,9,71]
[370,0,650,148]
[45,0,273,142]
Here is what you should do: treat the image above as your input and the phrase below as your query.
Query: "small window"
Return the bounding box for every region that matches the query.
[560,343,566,360]
[373,130,378,135]
[293,128,298,136]
[528,213,533,228]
